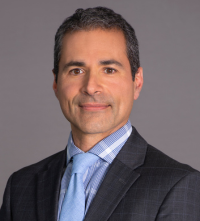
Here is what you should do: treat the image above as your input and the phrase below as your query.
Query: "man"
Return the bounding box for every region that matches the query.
[1,7,200,221]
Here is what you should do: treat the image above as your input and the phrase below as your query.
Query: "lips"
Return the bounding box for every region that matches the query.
[79,103,110,111]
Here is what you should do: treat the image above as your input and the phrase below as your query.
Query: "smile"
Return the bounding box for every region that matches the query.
[79,103,110,111]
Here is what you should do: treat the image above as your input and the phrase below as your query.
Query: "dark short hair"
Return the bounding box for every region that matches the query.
[53,7,140,82]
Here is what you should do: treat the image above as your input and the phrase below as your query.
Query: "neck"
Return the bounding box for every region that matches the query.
[70,120,129,152]
[71,132,108,152]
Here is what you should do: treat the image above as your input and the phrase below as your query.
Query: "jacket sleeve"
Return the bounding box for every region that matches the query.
[156,171,200,221]
[0,174,13,221]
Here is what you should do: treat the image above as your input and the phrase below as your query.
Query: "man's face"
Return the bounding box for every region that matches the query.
[53,29,143,141]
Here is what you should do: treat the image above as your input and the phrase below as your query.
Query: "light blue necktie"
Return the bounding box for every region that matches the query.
[59,152,99,221]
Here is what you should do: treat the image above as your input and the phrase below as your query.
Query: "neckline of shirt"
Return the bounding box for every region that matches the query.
[66,120,132,165]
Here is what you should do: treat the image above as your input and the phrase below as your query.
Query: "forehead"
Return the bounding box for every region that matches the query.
[60,28,128,63]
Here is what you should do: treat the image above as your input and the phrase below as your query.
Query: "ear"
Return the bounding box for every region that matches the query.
[133,67,143,100]
[52,69,58,98]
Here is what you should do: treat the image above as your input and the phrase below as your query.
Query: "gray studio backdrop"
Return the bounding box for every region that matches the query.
[0,0,200,202]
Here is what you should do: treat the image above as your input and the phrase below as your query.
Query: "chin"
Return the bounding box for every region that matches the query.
[81,124,107,134]
[77,120,114,135]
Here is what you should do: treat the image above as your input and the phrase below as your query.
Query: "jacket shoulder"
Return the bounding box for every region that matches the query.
[0,150,66,220]
[136,144,199,190]
[145,144,197,172]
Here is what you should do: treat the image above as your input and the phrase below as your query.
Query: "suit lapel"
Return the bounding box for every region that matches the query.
[36,150,66,221]
[84,127,147,221]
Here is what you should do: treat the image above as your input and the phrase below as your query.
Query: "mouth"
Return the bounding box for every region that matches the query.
[79,103,110,111]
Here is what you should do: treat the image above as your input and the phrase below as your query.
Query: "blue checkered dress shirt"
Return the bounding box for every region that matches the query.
[57,120,132,220]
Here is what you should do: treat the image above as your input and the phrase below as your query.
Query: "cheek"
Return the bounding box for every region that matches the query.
[114,79,134,100]
[57,83,76,118]
[115,80,134,112]
[58,82,76,101]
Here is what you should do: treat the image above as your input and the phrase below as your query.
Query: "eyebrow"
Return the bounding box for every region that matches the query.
[63,61,86,71]
[99,60,123,68]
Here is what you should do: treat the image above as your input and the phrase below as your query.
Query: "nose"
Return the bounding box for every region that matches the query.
[81,72,102,96]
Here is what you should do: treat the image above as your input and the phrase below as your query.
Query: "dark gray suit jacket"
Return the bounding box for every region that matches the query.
[1,127,200,221]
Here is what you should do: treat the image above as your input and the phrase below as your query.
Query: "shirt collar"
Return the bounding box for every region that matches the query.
[66,120,132,165]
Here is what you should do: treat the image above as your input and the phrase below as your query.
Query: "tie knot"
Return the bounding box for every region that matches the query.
[71,152,99,175]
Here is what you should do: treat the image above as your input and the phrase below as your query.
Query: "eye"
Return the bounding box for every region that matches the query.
[69,68,84,75]
[104,68,117,74]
